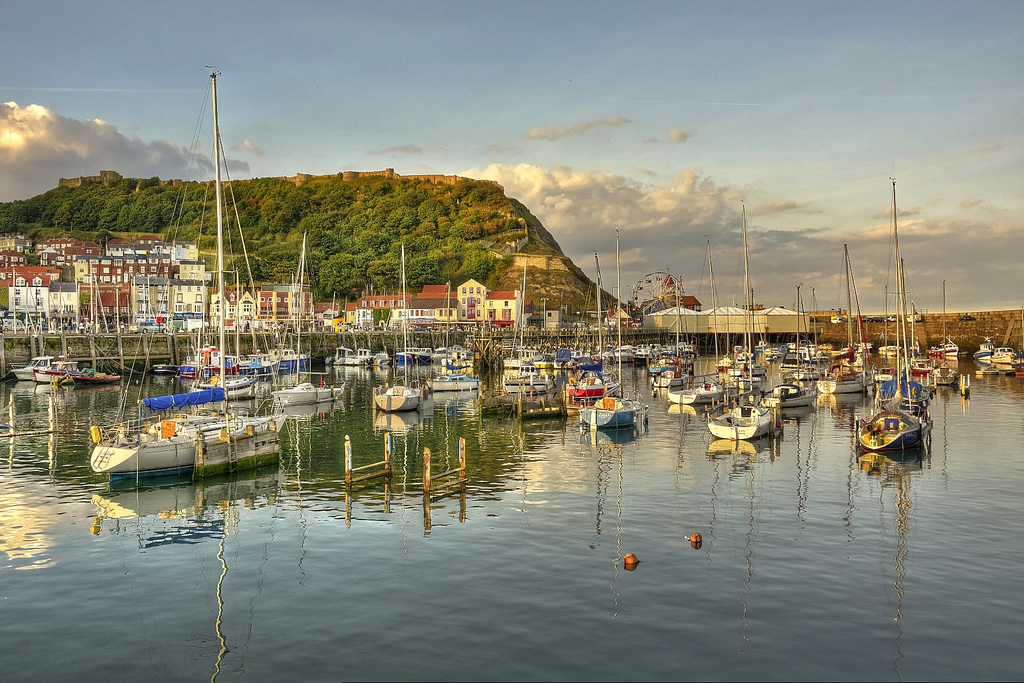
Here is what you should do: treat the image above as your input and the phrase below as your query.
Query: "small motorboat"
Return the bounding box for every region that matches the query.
[72,369,122,386]
[430,373,481,392]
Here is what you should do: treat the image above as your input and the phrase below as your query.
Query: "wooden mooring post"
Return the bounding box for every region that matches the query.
[344,433,393,486]
[421,438,467,496]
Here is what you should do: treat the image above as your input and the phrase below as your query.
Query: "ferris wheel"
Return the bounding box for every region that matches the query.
[632,271,679,315]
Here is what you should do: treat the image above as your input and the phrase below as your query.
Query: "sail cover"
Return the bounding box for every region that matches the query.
[144,388,224,411]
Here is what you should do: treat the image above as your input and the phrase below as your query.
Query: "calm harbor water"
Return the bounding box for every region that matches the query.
[1,360,1022,681]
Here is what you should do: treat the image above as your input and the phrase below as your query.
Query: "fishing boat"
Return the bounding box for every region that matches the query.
[429,373,481,392]
[931,362,959,387]
[12,356,54,381]
[373,245,424,413]
[973,338,994,362]
[991,347,1019,365]
[150,363,180,375]
[928,338,959,359]
[33,358,80,384]
[707,207,772,441]
[71,368,122,386]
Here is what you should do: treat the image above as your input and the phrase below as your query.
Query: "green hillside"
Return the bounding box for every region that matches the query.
[0,171,600,313]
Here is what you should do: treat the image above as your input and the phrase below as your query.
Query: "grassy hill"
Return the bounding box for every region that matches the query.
[0,170,602,315]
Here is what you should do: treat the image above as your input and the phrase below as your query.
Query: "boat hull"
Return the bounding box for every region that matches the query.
[708,405,772,440]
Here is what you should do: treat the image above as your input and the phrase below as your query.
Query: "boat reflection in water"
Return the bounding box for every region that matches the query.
[373,405,430,434]
[579,424,639,447]
[90,470,282,677]
[856,446,926,677]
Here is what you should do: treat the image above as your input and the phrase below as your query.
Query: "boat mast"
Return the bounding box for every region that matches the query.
[741,206,752,363]
[401,244,407,383]
[708,240,719,361]
[297,232,306,371]
[593,252,602,356]
[844,244,854,350]
[212,70,227,407]
[891,178,907,392]
[616,229,622,383]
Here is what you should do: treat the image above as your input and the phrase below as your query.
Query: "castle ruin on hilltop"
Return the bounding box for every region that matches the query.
[57,168,501,192]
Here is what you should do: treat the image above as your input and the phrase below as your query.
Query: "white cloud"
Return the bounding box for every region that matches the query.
[232,139,264,157]
[465,162,1024,311]
[668,128,690,144]
[0,101,221,201]
[524,116,629,141]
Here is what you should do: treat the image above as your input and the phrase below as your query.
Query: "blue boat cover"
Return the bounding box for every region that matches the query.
[144,388,224,411]
[877,377,924,401]
[555,348,572,364]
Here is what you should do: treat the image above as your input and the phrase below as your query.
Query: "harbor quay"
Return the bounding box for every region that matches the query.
[1,309,1019,376]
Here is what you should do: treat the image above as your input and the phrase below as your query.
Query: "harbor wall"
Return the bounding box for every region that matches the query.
[1,309,1019,375]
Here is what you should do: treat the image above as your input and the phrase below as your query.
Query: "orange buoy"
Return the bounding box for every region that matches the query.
[690,532,702,543]
[623,553,639,570]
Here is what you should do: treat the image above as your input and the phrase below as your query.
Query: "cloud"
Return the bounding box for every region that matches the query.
[749,201,811,217]
[232,139,264,157]
[370,144,423,155]
[973,141,1004,153]
[464,162,1024,311]
[668,128,690,144]
[524,116,629,141]
[0,101,213,201]
[961,198,982,208]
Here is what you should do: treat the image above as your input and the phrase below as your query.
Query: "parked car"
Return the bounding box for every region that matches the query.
[129,322,165,333]
[958,313,976,321]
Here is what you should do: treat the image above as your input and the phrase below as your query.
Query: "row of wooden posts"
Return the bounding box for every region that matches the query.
[344,433,467,495]
[342,433,468,531]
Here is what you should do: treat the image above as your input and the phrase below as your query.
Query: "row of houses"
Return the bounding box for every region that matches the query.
[2,272,536,332]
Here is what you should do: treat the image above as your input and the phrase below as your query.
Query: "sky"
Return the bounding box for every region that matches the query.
[2,1,1022,313]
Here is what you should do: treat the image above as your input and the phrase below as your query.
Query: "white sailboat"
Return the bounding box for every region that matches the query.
[374,245,425,412]
[579,231,644,430]
[708,207,772,441]
[820,244,868,394]
[90,71,280,481]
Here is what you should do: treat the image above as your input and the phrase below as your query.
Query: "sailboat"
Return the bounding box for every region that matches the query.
[708,207,773,441]
[373,245,425,412]
[820,245,868,394]
[928,280,959,360]
[857,180,931,452]
[579,231,644,430]
[567,252,619,405]
[667,241,728,406]
[502,258,554,395]
[762,284,816,408]
[90,71,280,481]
